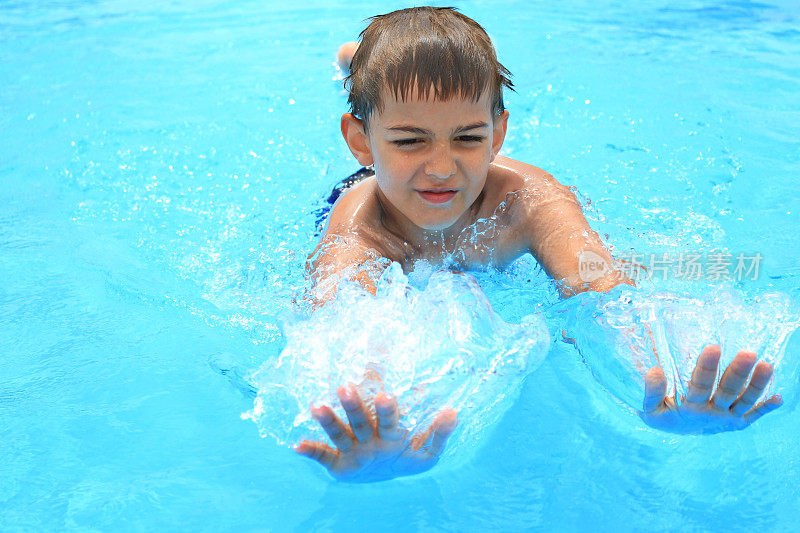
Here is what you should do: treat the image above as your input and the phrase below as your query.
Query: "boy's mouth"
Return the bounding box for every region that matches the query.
[416,189,458,204]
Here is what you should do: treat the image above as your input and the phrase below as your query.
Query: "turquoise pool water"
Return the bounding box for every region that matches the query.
[2,0,799,530]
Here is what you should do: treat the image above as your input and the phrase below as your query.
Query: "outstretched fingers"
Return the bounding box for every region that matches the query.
[338,385,376,442]
[414,409,458,459]
[730,361,774,416]
[311,404,354,452]
[375,392,402,441]
[295,440,339,470]
[712,351,757,410]
[685,345,721,404]
[643,366,668,413]
[743,395,782,425]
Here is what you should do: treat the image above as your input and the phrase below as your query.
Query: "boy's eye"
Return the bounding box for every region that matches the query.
[392,138,420,146]
[391,135,484,147]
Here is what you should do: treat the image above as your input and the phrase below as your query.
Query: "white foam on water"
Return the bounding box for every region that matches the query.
[243,261,550,464]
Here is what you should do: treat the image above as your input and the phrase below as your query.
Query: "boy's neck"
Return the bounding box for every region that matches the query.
[376,187,485,257]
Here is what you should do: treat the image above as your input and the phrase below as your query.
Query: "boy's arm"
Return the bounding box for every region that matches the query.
[301,227,458,482]
[305,177,395,303]
[305,234,380,303]
[490,156,631,296]
[491,156,782,433]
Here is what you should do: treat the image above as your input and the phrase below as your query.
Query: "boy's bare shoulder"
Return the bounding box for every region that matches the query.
[319,176,399,257]
[483,155,580,231]
[487,155,576,202]
[325,175,380,229]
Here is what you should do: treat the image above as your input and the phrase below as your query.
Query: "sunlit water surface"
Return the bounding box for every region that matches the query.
[2,0,800,530]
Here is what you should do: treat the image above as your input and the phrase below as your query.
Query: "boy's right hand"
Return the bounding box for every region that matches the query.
[295,385,458,483]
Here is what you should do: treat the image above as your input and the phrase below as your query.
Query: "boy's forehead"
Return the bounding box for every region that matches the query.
[374,84,494,126]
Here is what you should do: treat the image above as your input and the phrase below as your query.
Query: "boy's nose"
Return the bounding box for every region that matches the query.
[424,144,456,180]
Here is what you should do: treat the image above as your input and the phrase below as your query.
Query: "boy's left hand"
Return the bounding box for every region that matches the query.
[639,345,782,434]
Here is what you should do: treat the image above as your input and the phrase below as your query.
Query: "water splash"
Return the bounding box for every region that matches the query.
[243,261,550,462]
[554,284,800,412]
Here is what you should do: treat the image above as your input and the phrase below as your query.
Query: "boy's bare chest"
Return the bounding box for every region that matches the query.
[378,198,529,270]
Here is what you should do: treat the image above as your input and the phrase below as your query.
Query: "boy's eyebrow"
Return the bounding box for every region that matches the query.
[385,122,490,135]
[454,122,489,133]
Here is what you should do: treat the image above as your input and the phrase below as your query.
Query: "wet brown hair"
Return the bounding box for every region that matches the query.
[345,7,514,130]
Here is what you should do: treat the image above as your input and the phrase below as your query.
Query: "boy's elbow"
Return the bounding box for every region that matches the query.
[586,273,636,294]
[558,271,635,298]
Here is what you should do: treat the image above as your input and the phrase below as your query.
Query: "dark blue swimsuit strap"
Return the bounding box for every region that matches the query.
[314,167,375,233]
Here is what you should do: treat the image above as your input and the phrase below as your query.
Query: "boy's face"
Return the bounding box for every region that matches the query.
[343,87,508,232]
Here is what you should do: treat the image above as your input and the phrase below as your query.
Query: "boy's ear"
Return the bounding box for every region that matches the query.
[490,110,510,161]
[341,113,374,167]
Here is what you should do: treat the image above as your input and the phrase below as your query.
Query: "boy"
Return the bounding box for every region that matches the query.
[295,7,781,482]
